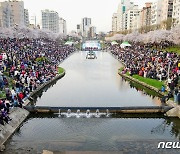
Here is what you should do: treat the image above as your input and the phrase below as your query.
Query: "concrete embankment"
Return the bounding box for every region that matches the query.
[166,100,180,118]
[0,108,29,151]
[0,71,65,151]
[118,72,166,97]
[23,71,65,106]
[118,72,180,118]
[109,51,179,118]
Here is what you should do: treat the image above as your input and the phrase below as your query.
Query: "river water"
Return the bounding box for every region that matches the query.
[3,51,180,153]
[34,51,161,107]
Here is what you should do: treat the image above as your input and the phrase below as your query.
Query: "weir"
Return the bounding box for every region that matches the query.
[24,105,173,114]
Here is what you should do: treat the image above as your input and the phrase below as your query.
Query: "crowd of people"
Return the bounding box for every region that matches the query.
[107,43,180,104]
[0,38,76,125]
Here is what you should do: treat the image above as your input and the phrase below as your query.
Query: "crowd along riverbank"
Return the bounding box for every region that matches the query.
[1,50,179,152]
[108,51,180,118]
[0,68,65,151]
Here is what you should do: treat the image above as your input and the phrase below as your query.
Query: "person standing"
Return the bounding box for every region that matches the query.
[177,91,180,105]
[174,87,178,103]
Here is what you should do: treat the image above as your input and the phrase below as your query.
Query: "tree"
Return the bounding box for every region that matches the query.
[161,18,172,30]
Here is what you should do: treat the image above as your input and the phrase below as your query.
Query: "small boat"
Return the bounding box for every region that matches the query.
[86,51,97,59]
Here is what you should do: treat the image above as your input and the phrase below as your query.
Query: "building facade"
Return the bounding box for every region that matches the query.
[140,3,152,29]
[42,9,59,33]
[161,0,173,21]
[9,0,25,26]
[126,5,140,31]
[132,14,141,31]
[161,0,173,29]
[77,24,82,36]
[112,13,118,32]
[24,9,29,27]
[82,17,91,37]
[59,17,67,35]
[89,26,96,38]
[151,0,162,26]
[172,0,180,27]
[117,0,134,32]
[0,1,13,28]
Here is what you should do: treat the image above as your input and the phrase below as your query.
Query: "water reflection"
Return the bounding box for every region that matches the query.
[4,116,180,153]
[150,117,180,141]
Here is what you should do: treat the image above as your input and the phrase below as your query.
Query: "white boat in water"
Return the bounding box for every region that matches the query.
[86,51,97,59]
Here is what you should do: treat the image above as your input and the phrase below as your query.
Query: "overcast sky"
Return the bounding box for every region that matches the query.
[2,0,156,33]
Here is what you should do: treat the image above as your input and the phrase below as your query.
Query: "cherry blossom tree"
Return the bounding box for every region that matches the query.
[169,27,180,45]
[105,34,124,41]
[0,25,65,40]
[105,27,180,45]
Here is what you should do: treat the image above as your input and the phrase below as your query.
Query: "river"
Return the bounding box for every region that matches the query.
[3,51,180,153]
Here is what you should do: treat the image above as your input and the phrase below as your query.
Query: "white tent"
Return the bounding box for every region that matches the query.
[111,41,118,45]
[65,41,74,46]
[120,41,131,48]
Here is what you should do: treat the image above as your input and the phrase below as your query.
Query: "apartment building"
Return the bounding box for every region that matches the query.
[172,0,180,27]
[0,1,13,28]
[82,17,91,37]
[42,9,59,33]
[24,9,29,27]
[126,5,140,31]
[112,13,118,32]
[59,17,67,35]
[9,0,25,26]
[151,0,162,25]
[117,0,134,31]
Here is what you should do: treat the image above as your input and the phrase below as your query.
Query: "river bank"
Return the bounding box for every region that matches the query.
[0,68,66,151]
[113,57,180,119]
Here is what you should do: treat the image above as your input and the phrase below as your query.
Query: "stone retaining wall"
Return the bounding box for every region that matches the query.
[118,72,166,97]
[0,108,29,151]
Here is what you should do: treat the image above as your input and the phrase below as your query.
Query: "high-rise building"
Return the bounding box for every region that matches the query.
[24,9,29,27]
[117,0,134,31]
[151,0,162,26]
[77,24,82,36]
[0,1,13,28]
[132,14,141,32]
[59,17,67,35]
[9,0,25,26]
[161,0,173,21]
[125,5,140,31]
[82,17,91,37]
[140,3,152,29]
[89,26,96,38]
[161,0,173,29]
[42,9,59,33]
[112,13,118,32]
[172,0,180,27]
